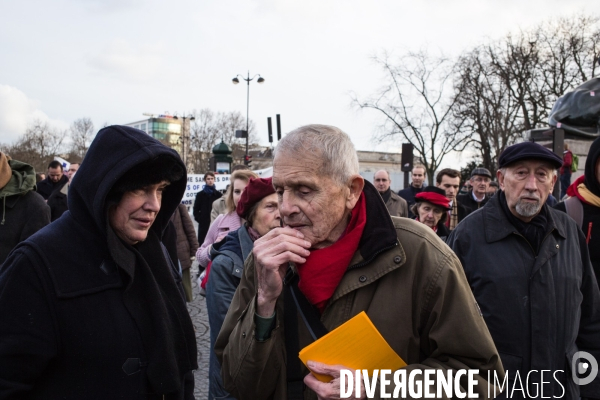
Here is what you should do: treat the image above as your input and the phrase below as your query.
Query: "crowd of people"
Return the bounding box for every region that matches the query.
[0,123,599,400]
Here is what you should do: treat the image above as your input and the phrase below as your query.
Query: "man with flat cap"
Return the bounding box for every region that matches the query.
[448,142,600,399]
[457,167,492,211]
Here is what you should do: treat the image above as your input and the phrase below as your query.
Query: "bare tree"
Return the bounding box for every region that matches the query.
[69,117,95,159]
[2,120,66,173]
[454,47,522,175]
[187,109,257,173]
[352,49,469,185]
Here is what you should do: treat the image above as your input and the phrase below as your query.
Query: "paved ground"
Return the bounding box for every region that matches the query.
[187,264,210,399]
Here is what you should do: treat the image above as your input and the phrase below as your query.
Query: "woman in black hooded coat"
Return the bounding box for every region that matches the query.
[0,126,197,399]
[555,137,600,286]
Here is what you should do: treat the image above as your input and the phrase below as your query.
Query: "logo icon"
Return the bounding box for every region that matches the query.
[572,351,598,386]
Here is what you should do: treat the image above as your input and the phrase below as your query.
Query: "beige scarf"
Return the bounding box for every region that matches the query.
[447,200,459,231]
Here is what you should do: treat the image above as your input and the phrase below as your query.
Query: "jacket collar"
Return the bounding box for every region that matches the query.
[482,192,567,243]
[329,181,402,303]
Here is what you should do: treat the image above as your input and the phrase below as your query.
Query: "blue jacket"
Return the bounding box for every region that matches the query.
[206,226,254,400]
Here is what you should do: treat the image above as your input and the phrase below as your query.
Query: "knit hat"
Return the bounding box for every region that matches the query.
[415,186,451,210]
[236,177,276,219]
[0,152,12,189]
[498,142,563,169]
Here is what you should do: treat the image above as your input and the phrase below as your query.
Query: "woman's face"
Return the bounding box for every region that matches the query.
[232,179,249,208]
[417,201,444,229]
[251,193,281,237]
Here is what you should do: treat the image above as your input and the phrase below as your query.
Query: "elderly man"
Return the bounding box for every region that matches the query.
[436,168,471,231]
[0,126,197,399]
[216,125,502,400]
[397,164,426,218]
[457,167,492,211]
[36,160,69,200]
[373,169,408,217]
[448,142,600,399]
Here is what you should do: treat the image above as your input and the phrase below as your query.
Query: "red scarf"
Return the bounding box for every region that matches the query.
[567,175,587,203]
[297,192,367,313]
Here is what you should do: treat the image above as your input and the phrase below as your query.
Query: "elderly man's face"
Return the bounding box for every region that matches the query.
[273,151,361,249]
[373,171,391,193]
[108,181,169,245]
[498,160,556,222]
[48,167,63,183]
[417,202,444,229]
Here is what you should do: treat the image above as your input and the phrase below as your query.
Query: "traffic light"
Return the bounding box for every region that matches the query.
[244,155,253,167]
[207,156,216,171]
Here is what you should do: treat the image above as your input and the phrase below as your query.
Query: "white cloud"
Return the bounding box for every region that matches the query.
[0,85,68,144]
[86,39,166,82]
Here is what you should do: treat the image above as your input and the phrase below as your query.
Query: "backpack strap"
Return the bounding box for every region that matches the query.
[564,196,584,229]
[283,266,329,399]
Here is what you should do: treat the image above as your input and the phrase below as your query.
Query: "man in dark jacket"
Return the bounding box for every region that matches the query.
[397,164,425,218]
[193,171,222,244]
[36,160,69,200]
[0,126,198,399]
[456,167,492,211]
[0,152,50,264]
[448,141,600,399]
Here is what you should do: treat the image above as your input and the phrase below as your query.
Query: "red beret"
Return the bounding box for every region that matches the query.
[415,187,451,210]
[236,177,276,219]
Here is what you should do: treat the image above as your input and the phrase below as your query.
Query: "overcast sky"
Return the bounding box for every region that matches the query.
[0,0,593,168]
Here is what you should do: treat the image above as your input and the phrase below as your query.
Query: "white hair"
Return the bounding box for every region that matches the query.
[274,124,359,186]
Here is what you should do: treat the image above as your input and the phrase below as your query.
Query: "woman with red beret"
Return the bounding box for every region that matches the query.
[410,186,452,239]
[205,177,281,400]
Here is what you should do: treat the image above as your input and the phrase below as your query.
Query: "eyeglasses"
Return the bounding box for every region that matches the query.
[472,177,491,183]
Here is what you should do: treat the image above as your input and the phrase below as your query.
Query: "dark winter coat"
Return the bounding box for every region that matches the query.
[46,182,69,222]
[0,126,198,399]
[397,184,423,218]
[456,190,489,212]
[0,159,50,264]
[206,226,253,400]
[36,174,68,200]
[447,193,600,399]
[216,181,503,400]
[193,186,222,244]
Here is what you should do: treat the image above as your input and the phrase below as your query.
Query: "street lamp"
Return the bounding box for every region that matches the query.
[174,113,195,166]
[232,71,265,159]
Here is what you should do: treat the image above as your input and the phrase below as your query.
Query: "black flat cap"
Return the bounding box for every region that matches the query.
[471,167,492,178]
[498,142,563,169]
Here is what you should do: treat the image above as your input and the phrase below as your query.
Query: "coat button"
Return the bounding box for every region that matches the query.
[242,331,246,338]
[556,244,559,249]
[394,256,402,263]
[359,275,367,283]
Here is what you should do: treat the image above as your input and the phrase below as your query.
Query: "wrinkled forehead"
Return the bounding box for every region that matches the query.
[272,151,328,187]
[504,159,556,171]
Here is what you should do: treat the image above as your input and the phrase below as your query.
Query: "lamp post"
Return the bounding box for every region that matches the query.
[232,71,265,159]
[174,113,195,166]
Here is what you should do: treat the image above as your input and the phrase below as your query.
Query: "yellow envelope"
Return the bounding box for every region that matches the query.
[298,311,407,382]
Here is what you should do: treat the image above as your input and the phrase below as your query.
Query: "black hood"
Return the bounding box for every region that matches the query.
[68,125,186,238]
[585,136,600,198]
